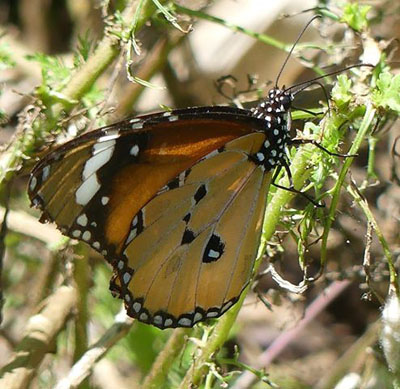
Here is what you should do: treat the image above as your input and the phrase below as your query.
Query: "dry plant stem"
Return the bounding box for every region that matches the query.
[73,246,90,364]
[320,103,376,268]
[177,145,315,387]
[345,181,399,295]
[111,37,174,120]
[232,280,351,389]
[316,320,381,389]
[0,286,77,388]
[54,312,133,389]
[0,207,63,244]
[142,328,191,389]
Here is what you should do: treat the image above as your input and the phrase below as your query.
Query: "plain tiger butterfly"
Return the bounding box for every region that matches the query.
[27,18,343,329]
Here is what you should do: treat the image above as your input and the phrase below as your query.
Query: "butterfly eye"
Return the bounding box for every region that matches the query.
[279,94,293,110]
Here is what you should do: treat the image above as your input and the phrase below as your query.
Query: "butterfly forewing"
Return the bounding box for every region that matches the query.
[28,108,258,262]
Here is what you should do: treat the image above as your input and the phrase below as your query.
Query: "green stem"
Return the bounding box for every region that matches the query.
[174,4,325,76]
[320,103,376,267]
[174,4,286,50]
[142,328,191,389]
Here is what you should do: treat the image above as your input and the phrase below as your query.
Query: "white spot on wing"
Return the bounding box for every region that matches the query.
[208,249,220,259]
[101,196,109,205]
[82,230,91,241]
[98,134,120,142]
[76,213,88,227]
[164,318,173,327]
[72,230,81,238]
[125,229,137,245]
[178,317,192,326]
[206,311,219,318]
[75,174,101,205]
[193,312,203,322]
[130,145,139,156]
[221,300,234,313]
[83,140,116,179]
[29,176,37,191]
[140,312,148,321]
[123,272,131,284]
[131,122,144,129]
[42,165,50,181]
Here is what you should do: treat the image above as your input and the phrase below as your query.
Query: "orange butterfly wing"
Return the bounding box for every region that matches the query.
[29,108,257,261]
[29,96,292,329]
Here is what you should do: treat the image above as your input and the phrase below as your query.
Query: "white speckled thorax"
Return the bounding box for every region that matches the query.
[250,87,294,171]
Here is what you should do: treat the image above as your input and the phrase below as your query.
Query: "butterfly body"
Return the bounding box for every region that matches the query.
[29,87,293,329]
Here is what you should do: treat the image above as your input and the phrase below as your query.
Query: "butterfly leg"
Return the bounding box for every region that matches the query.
[271,159,324,207]
[289,138,357,158]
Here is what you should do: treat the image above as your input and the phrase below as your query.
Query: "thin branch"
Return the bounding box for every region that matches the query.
[54,310,133,389]
[0,286,77,387]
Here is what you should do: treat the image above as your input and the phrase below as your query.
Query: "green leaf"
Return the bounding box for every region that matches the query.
[341,3,371,31]
[73,32,94,67]
[331,75,352,107]
[372,72,400,113]
[26,52,71,89]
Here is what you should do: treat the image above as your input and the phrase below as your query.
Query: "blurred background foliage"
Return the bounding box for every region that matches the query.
[0,0,400,388]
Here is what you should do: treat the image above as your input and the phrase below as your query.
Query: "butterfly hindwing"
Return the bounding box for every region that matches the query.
[112,133,272,328]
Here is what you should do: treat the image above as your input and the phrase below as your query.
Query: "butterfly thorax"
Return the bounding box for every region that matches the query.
[250,87,293,172]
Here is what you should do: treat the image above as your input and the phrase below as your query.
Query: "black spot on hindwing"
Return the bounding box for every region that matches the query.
[181,228,195,244]
[194,184,207,204]
[183,213,191,223]
[203,233,225,263]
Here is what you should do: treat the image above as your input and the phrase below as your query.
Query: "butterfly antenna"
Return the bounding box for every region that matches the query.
[275,15,322,88]
[286,63,375,95]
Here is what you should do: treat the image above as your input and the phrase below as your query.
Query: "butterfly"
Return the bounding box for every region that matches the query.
[28,86,296,329]
[28,14,341,329]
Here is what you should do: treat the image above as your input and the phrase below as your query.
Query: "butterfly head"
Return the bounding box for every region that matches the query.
[251,88,294,121]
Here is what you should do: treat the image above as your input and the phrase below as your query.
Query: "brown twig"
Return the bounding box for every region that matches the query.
[0,286,77,388]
